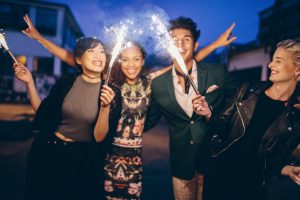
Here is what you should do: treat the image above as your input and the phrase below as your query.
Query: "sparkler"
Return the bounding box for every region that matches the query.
[104,24,127,85]
[103,17,145,85]
[151,15,199,95]
[0,31,19,65]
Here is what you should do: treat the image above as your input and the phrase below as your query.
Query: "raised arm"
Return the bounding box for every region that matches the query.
[22,14,76,67]
[194,23,237,62]
[148,65,172,80]
[14,63,41,112]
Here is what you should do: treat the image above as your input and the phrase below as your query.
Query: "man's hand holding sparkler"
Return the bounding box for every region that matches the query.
[192,94,212,120]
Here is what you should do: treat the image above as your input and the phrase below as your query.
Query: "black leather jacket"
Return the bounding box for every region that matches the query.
[209,82,300,185]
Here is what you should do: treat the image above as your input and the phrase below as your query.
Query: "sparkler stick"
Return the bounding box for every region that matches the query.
[167,43,199,95]
[151,15,199,95]
[0,31,19,65]
[104,25,127,85]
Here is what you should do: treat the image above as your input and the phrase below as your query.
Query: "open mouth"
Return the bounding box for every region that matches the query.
[270,70,279,75]
[92,61,102,66]
[126,69,138,74]
[178,47,187,53]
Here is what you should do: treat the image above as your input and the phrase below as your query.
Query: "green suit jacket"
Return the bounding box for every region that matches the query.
[144,62,238,180]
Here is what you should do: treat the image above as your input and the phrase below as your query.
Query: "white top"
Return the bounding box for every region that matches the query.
[172,60,198,118]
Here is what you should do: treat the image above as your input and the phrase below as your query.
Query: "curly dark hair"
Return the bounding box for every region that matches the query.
[169,16,201,42]
[110,41,147,87]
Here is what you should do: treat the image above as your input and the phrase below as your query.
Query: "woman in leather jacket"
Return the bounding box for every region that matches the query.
[192,39,300,200]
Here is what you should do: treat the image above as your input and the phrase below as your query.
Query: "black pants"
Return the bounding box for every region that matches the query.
[202,156,267,200]
[25,135,104,200]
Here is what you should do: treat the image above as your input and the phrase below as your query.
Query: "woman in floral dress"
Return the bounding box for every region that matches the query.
[104,42,152,199]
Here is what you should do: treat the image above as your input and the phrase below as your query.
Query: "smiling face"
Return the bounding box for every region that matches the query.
[120,45,145,84]
[268,47,300,84]
[76,43,106,77]
[170,28,198,71]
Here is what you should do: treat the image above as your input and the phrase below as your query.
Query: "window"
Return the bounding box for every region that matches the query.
[0,3,29,30]
[66,26,77,49]
[36,57,54,75]
[36,7,57,36]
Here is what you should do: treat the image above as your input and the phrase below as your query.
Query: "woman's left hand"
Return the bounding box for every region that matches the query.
[281,165,300,185]
[100,85,115,108]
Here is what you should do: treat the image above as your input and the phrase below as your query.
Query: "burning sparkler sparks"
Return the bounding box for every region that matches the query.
[103,18,145,85]
[101,9,199,94]
[104,24,127,85]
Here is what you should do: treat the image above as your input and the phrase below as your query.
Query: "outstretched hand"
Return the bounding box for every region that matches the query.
[213,23,237,47]
[100,85,115,108]
[22,14,42,41]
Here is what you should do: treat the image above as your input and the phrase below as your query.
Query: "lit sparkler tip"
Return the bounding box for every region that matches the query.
[125,41,133,48]
[151,15,158,22]
[104,26,109,32]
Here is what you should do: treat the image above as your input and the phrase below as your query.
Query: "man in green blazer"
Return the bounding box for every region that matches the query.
[144,16,238,200]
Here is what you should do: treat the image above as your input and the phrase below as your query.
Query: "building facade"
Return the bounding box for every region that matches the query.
[0,0,83,102]
[226,0,300,82]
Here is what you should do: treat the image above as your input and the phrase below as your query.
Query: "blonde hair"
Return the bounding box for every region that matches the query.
[277,39,300,67]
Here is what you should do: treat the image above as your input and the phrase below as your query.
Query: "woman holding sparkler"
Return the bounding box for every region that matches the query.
[102,41,151,199]
[192,39,300,200]
[14,37,121,200]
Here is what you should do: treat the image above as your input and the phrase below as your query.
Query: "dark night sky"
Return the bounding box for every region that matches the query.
[45,0,275,46]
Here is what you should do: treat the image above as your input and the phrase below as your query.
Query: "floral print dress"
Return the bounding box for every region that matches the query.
[104,77,151,200]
